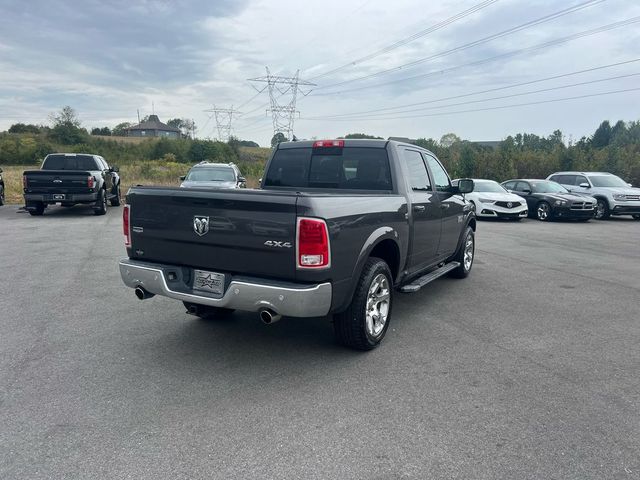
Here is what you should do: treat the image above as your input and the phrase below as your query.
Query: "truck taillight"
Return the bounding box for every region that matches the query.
[312,139,344,148]
[23,175,27,188]
[88,176,95,188]
[297,217,330,268]
[123,205,131,246]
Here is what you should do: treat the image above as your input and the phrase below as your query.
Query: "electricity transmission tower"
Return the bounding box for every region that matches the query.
[204,105,241,142]
[248,67,315,141]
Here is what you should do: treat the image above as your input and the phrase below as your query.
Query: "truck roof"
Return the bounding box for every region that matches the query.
[276,138,436,155]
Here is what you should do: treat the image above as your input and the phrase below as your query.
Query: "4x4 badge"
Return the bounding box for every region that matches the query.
[193,216,209,236]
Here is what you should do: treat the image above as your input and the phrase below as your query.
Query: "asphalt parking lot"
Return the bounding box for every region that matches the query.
[1,204,639,480]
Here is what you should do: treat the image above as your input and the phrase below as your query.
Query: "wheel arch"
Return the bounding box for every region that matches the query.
[335,227,402,313]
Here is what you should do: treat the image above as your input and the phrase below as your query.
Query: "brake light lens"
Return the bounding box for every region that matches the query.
[88,176,95,188]
[23,175,27,188]
[312,139,344,148]
[297,217,330,268]
[123,205,131,246]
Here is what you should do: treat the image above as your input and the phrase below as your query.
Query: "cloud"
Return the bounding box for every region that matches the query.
[0,0,639,145]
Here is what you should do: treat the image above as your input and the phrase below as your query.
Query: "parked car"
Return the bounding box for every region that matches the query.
[0,167,5,206]
[501,179,596,221]
[23,153,121,216]
[546,171,640,220]
[461,178,528,220]
[120,139,476,350]
[180,162,246,189]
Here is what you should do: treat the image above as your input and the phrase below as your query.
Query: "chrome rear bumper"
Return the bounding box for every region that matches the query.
[119,259,332,318]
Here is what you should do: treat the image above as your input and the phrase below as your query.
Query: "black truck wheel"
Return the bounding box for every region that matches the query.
[27,202,45,216]
[449,226,475,278]
[94,189,107,215]
[333,257,393,351]
[110,183,121,206]
[183,301,235,319]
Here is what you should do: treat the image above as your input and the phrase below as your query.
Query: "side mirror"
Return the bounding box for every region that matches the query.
[455,178,474,194]
[179,175,186,181]
[0,167,3,173]
[110,166,119,173]
[238,176,246,183]
[579,182,590,188]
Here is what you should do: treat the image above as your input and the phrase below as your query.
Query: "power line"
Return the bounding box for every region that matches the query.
[311,15,640,97]
[303,72,640,120]
[314,0,605,91]
[303,59,640,119]
[299,87,640,121]
[308,0,500,81]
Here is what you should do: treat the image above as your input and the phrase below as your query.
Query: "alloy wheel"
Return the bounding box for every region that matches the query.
[365,273,390,338]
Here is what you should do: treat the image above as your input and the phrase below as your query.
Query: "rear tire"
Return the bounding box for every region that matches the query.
[27,202,45,216]
[110,184,121,206]
[182,301,235,319]
[449,226,475,278]
[94,189,107,215]
[333,257,393,351]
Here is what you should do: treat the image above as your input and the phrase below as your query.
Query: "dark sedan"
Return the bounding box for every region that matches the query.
[501,179,596,221]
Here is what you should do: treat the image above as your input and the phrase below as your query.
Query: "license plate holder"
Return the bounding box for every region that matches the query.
[53,194,66,200]
[193,269,225,295]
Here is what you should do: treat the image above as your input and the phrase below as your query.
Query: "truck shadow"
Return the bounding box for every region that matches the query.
[30,205,118,217]
[138,310,359,375]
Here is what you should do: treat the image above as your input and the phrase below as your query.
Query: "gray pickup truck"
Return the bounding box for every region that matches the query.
[119,139,476,350]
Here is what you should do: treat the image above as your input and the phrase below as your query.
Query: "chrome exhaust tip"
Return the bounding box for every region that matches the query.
[259,308,282,325]
[134,286,154,300]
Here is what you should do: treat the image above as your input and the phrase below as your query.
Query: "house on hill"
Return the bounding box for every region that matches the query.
[125,115,180,138]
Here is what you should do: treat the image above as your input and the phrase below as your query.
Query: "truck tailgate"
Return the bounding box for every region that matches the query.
[24,170,93,193]
[128,187,299,280]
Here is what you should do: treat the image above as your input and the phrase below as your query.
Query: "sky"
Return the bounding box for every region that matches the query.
[1,0,639,146]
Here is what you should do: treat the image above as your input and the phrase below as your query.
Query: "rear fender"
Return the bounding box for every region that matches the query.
[448,213,476,262]
[334,227,402,313]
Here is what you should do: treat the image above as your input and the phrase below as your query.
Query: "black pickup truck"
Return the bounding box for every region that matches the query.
[119,139,476,350]
[23,153,121,216]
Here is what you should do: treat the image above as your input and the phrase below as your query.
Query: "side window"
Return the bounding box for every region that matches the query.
[401,149,431,191]
[514,181,528,192]
[549,175,563,184]
[555,175,573,185]
[575,175,588,186]
[503,181,516,190]
[424,155,450,192]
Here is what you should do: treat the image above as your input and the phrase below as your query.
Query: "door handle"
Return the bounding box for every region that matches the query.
[441,204,450,209]
[413,205,425,212]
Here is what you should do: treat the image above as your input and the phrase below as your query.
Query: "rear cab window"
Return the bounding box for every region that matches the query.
[42,154,99,171]
[264,146,393,191]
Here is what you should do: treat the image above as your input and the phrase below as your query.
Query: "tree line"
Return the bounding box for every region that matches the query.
[2,106,639,186]
[409,120,640,185]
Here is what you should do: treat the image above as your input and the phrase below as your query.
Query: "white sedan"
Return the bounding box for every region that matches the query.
[466,179,528,220]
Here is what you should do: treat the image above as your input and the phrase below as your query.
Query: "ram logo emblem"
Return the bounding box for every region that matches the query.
[193,216,210,236]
